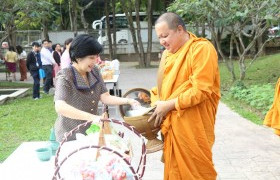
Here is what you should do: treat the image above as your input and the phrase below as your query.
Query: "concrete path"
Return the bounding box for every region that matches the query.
[1,62,280,180]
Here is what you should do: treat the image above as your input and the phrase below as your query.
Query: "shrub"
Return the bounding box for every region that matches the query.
[229,83,275,115]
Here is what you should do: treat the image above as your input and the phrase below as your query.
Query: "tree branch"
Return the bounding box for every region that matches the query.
[246,37,274,70]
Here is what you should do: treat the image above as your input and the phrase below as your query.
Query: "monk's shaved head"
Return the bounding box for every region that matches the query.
[155,12,186,31]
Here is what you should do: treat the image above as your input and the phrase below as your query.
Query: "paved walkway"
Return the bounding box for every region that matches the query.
[0,62,280,180]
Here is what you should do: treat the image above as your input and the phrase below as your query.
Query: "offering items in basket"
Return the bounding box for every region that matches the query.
[86,124,101,135]
[79,155,134,180]
[99,60,118,80]
[53,119,146,180]
[101,70,114,80]
[119,88,163,154]
[72,122,133,180]
[77,122,131,159]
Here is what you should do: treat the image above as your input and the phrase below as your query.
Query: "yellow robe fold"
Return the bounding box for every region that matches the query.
[151,32,220,180]
[264,78,280,136]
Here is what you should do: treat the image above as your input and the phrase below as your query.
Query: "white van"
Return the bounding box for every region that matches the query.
[92,12,160,45]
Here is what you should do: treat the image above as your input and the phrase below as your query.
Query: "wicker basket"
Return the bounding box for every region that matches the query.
[52,118,147,180]
[119,88,163,154]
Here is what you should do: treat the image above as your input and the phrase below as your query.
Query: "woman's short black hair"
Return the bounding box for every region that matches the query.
[16,45,23,54]
[69,34,103,63]
[52,43,60,51]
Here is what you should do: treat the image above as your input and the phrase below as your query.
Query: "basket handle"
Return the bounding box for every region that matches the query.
[54,119,147,179]
[96,112,110,159]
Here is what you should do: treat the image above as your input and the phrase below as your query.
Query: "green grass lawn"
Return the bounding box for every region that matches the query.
[0,81,33,88]
[219,53,280,89]
[0,88,56,162]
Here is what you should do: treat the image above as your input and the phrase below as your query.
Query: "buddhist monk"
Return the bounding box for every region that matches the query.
[263,78,280,136]
[148,12,220,180]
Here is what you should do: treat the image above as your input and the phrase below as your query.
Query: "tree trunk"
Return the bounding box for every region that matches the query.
[228,34,236,81]
[250,40,256,58]
[145,0,153,67]
[239,56,246,80]
[201,23,206,38]
[69,0,73,31]
[69,0,78,37]
[209,24,236,81]
[73,0,78,37]
[105,0,113,60]
[0,34,9,46]
[121,0,140,60]
[42,19,50,40]
[80,0,94,34]
[112,0,117,59]
[7,25,16,48]
[135,0,145,68]
[42,25,49,41]
[257,35,264,56]
[235,32,259,80]
[195,22,199,36]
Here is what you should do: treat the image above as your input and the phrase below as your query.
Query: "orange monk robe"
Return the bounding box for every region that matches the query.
[264,78,280,136]
[151,32,220,180]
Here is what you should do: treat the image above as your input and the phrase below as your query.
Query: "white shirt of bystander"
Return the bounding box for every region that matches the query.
[41,47,56,65]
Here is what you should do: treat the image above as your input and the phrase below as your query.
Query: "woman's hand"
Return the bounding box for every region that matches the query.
[92,115,101,124]
[148,99,176,127]
[127,98,141,109]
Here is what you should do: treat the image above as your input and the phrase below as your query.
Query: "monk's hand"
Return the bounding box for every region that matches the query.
[148,100,174,127]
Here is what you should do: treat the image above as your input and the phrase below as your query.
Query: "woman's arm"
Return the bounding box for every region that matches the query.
[55,100,100,123]
[100,92,140,107]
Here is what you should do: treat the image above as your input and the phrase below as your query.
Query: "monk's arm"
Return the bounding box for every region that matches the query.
[175,42,219,112]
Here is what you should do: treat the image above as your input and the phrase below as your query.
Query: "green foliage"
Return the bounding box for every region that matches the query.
[0,0,59,31]
[229,83,274,113]
[222,93,264,125]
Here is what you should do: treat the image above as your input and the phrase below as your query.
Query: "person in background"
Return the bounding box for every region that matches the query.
[52,43,62,87]
[60,38,73,69]
[48,40,53,53]
[16,45,27,81]
[0,52,4,64]
[1,42,9,55]
[48,40,54,87]
[148,12,220,180]
[41,39,56,94]
[54,34,140,141]
[0,42,8,64]
[26,42,42,100]
[5,46,18,81]
[263,78,280,136]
